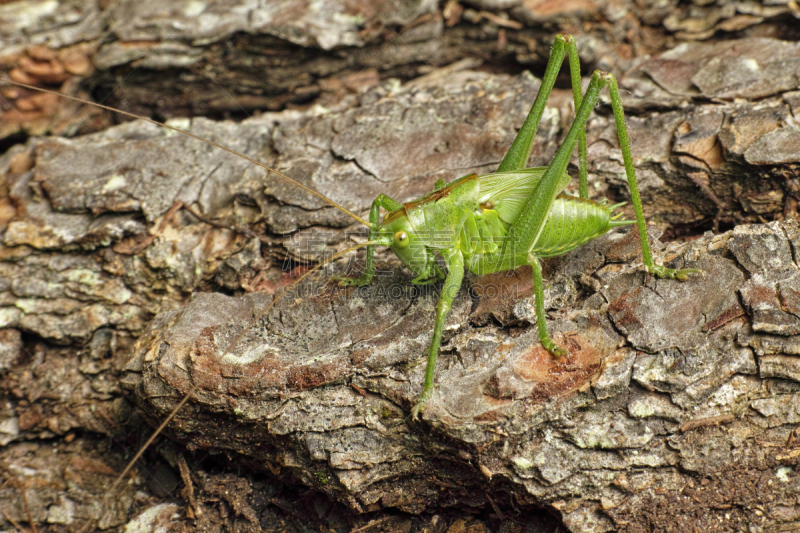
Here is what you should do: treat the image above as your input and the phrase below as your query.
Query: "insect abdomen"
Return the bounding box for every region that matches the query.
[533,194,630,258]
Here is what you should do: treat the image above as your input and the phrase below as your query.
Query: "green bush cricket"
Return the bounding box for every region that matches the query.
[6,34,699,421]
[329,33,700,417]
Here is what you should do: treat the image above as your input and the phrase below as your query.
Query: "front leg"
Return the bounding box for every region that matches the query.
[411,249,465,419]
[334,194,402,287]
[411,260,446,285]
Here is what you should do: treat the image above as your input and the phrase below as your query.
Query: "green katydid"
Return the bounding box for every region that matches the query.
[5,34,699,420]
[329,33,700,417]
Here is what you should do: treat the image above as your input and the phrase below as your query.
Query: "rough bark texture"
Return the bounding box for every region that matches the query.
[2,0,800,532]
[119,220,800,532]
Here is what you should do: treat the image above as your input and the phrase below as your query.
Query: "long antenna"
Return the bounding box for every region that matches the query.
[225,241,376,354]
[2,79,372,228]
[71,241,375,531]
[4,79,384,531]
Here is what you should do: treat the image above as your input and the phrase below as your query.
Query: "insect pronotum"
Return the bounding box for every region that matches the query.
[4,34,699,422]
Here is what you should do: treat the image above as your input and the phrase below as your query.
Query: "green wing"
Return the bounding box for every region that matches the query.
[477,168,571,225]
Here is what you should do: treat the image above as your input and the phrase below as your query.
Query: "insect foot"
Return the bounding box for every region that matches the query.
[649,264,703,281]
[542,339,569,358]
[411,390,432,421]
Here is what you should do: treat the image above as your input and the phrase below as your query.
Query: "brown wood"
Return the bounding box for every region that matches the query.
[1,1,800,531]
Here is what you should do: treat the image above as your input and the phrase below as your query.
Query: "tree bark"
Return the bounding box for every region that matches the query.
[1,1,800,531]
[120,218,800,531]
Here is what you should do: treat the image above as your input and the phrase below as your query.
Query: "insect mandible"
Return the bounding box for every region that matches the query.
[6,34,700,419]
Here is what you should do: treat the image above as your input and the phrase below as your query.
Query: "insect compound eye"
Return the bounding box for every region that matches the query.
[394,231,410,249]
